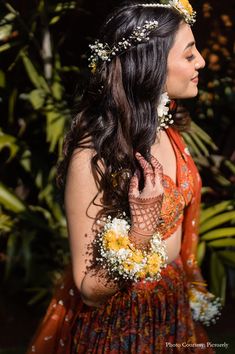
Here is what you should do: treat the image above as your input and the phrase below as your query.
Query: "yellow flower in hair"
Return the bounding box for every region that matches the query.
[89,62,97,74]
[179,0,193,15]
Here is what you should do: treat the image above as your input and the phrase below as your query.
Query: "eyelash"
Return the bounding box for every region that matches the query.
[186,54,195,62]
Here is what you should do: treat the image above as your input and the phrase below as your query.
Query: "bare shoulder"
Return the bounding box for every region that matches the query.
[67,147,96,173]
[65,147,103,218]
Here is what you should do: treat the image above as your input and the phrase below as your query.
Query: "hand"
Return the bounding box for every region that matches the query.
[128,152,164,246]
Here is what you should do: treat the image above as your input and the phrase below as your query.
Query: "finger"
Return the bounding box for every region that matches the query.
[150,155,163,174]
[135,152,153,173]
[150,155,163,181]
[128,173,140,198]
[135,152,155,184]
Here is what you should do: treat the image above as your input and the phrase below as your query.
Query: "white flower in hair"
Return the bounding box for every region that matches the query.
[157,92,174,132]
[157,92,170,117]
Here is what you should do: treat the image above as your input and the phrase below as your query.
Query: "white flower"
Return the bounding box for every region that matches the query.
[189,287,222,326]
[157,92,170,117]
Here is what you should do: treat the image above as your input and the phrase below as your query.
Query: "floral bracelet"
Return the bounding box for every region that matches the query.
[95,214,168,282]
[189,286,222,326]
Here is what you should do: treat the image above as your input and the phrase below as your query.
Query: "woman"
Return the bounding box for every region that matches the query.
[27,1,221,353]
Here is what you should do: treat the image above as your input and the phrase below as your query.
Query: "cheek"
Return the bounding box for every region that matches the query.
[166,64,194,98]
[166,65,186,94]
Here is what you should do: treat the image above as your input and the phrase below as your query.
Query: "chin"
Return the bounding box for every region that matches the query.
[184,88,199,98]
[169,88,198,99]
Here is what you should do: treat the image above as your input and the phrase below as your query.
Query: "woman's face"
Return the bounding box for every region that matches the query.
[166,22,205,99]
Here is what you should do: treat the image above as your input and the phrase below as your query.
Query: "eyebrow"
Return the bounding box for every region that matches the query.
[184,41,195,51]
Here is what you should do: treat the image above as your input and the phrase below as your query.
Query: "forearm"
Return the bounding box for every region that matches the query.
[80,268,119,307]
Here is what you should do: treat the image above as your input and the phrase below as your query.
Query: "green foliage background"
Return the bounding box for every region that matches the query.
[0,0,234,351]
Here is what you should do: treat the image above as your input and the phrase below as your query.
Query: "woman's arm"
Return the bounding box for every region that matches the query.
[65,148,119,307]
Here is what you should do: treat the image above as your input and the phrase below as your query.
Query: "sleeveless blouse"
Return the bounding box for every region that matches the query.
[159,130,194,240]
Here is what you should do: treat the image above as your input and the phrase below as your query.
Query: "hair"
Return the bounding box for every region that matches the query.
[57,1,190,218]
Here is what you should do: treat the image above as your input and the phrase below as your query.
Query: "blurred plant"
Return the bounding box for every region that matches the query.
[191,0,235,159]
[0,0,83,304]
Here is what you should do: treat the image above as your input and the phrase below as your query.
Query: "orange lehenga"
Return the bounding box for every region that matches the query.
[27,128,214,353]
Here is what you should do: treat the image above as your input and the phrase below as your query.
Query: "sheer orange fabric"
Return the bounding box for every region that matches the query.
[166,128,207,288]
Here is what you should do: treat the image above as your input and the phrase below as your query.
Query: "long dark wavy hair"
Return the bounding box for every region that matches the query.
[57,1,190,217]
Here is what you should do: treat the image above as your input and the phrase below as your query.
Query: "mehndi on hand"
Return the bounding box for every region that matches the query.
[128,152,164,247]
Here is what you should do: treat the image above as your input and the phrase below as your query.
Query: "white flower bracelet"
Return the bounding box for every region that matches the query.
[189,286,222,326]
[95,214,168,282]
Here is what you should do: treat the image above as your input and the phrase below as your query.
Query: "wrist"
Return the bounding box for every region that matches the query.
[128,228,153,249]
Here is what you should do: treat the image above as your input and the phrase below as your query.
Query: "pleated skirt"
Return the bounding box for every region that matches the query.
[27,255,214,354]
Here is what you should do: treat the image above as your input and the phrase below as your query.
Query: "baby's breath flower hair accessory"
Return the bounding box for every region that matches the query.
[95,213,168,282]
[140,0,196,26]
[188,286,222,326]
[157,92,174,132]
[88,20,159,72]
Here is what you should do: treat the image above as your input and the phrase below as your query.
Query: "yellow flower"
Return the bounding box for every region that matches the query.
[130,250,144,263]
[123,261,134,271]
[104,230,129,251]
[179,0,193,15]
[89,62,97,74]
[145,254,161,276]
[147,254,161,266]
[135,270,146,279]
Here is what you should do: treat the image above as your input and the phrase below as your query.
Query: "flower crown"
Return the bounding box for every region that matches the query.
[141,0,196,25]
[88,0,196,72]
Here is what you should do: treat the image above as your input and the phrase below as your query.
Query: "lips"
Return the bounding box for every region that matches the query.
[191,75,199,84]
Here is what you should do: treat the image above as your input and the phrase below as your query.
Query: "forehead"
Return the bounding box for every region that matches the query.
[171,22,195,53]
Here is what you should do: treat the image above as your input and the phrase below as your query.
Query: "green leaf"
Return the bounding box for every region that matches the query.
[224,160,235,175]
[21,231,35,281]
[19,149,32,173]
[214,174,232,187]
[45,108,66,152]
[182,133,201,157]
[0,131,19,161]
[197,241,206,266]
[210,252,226,303]
[217,250,235,268]
[191,121,217,150]
[208,238,235,248]
[0,42,16,53]
[201,227,235,241]
[200,211,235,234]
[54,2,77,13]
[5,232,18,278]
[0,183,26,213]
[200,200,232,224]
[50,16,61,25]
[27,89,46,109]
[21,51,50,93]
[0,213,14,232]
[0,70,6,88]
[51,81,63,101]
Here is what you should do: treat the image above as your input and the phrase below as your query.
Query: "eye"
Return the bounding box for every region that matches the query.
[186,54,195,62]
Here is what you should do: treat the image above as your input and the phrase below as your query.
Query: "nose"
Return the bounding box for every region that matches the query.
[196,51,206,69]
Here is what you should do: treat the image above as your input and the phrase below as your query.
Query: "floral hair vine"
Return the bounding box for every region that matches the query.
[88,20,159,72]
